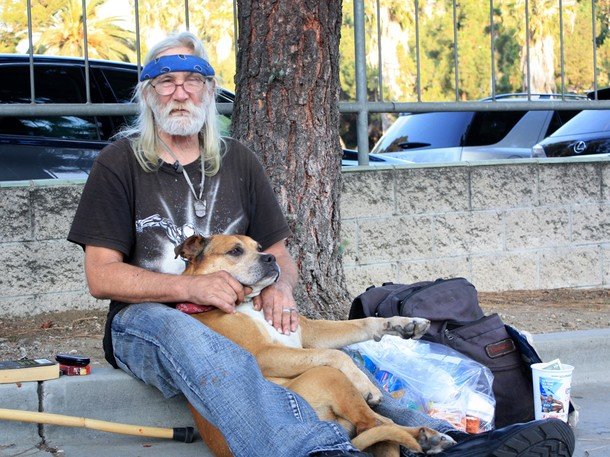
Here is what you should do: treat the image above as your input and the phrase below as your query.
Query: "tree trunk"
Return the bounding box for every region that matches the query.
[518,0,576,93]
[232,0,349,319]
[522,34,556,93]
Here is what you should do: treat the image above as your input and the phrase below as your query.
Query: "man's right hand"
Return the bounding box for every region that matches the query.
[185,271,252,314]
[84,245,251,313]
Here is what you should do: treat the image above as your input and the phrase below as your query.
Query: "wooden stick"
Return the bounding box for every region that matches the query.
[0,408,194,442]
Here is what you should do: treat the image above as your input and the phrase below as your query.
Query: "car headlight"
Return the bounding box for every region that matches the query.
[531,144,546,158]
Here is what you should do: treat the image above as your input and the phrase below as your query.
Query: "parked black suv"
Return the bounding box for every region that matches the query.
[0,55,233,181]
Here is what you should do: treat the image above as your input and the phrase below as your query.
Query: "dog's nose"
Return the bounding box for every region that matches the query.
[261,254,276,263]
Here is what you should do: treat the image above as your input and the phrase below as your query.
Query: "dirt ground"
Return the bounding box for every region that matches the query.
[1,288,609,366]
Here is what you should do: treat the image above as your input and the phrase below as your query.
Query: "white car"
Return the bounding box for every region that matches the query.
[341,149,412,167]
[371,94,587,164]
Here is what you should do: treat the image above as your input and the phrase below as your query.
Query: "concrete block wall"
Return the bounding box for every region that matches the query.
[0,181,100,317]
[1,158,608,317]
[341,158,610,297]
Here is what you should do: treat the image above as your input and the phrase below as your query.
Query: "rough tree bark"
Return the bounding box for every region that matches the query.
[232,0,349,319]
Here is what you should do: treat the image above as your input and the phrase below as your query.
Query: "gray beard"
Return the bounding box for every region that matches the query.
[150,97,207,137]
[158,112,206,136]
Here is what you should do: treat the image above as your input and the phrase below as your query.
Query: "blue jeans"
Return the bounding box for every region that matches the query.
[110,303,354,457]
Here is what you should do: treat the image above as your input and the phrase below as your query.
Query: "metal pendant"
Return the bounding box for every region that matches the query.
[194,199,207,218]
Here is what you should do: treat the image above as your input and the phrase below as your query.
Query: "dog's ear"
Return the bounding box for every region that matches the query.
[174,235,209,261]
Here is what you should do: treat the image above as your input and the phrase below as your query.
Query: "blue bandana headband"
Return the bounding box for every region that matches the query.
[139,54,215,82]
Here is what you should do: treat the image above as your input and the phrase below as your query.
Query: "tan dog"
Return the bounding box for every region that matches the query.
[174,234,456,457]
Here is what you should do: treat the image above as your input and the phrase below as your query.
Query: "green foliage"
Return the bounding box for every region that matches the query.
[563,0,595,92]
[339,0,603,101]
[339,13,356,101]
[34,0,135,61]
[455,1,493,100]
[0,0,608,99]
[593,0,610,87]
[0,0,135,60]
[493,19,523,93]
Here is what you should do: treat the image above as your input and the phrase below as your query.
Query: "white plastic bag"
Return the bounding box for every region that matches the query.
[346,335,496,433]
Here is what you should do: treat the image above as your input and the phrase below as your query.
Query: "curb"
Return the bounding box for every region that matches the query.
[1,328,608,456]
[532,328,610,385]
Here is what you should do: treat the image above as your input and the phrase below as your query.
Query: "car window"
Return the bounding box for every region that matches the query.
[371,112,474,154]
[0,65,101,140]
[100,68,137,103]
[0,116,101,140]
[216,89,235,104]
[544,110,580,137]
[550,110,610,136]
[463,111,526,146]
[93,67,138,140]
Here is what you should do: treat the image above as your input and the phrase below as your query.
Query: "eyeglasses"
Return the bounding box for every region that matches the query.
[150,77,212,96]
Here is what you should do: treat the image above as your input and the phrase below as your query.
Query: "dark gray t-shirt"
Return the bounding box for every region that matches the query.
[68,137,291,366]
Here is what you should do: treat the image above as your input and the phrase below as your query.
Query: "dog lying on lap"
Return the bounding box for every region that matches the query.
[174,234,456,457]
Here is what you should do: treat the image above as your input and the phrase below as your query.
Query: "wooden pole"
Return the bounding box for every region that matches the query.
[0,408,194,443]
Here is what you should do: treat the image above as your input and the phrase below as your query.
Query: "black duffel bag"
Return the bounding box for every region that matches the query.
[348,278,568,427]
[348,278,483,333]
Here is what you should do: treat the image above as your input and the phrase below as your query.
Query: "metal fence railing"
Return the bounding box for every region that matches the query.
[2,0,610,166]
[344,0,610,163]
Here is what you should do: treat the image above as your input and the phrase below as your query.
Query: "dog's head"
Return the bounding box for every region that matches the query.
[174,234,280,297]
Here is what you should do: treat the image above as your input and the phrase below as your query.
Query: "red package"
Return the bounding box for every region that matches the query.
[59,364,91,376]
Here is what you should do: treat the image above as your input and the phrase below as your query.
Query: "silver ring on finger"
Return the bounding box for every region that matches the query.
[282,308,292,313]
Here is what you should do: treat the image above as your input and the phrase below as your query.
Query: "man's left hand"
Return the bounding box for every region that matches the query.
[253,281,299,335]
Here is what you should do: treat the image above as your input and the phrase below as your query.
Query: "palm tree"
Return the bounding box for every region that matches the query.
[34,0,135,62]
[133,0,186,59]
[506,0,577,93]
[189,0,236,89]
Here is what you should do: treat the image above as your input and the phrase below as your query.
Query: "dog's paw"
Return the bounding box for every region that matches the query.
[417,428,456,454]
[352,372,383,406]
[382,317,430,340]
[350,370,383,405]
[410,318,431,339]
[364,384,383,406]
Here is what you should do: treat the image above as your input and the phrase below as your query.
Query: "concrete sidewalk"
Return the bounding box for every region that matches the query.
[1,328,609,457]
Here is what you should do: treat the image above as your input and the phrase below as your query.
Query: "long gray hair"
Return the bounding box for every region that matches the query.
[117,31,224,175]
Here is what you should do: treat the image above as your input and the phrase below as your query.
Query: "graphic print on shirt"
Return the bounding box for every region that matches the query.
[134,175,246,275]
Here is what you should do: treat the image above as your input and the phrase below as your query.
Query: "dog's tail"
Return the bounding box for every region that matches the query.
[351,424,422,453]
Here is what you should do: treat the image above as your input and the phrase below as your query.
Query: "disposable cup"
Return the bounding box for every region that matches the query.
[531,362,574,422]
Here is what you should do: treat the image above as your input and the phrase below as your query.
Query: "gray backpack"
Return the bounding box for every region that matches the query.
[349,278,544,427]
[348,278,482,331]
